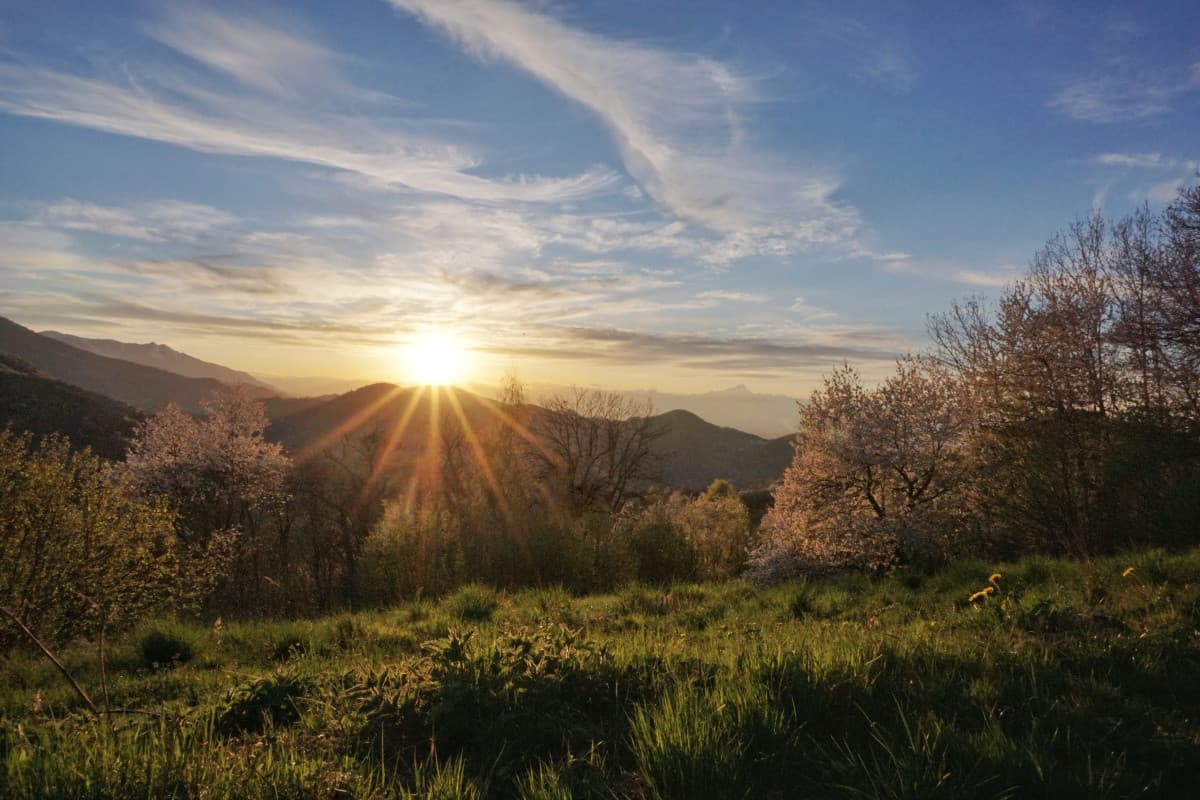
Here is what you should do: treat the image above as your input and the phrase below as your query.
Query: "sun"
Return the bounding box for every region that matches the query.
[402,331,470,386]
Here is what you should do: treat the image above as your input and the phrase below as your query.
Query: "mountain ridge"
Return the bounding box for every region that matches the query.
[40,330,282,394]
[0,320,795,488]
[0,316,261,414]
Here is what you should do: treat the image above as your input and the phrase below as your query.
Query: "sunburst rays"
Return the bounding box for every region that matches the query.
[298,381,552,522]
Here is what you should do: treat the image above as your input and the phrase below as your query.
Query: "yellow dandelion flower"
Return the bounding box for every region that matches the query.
[1122,566,1135,578]
[988,572,1002,583]
[968,586,996,603]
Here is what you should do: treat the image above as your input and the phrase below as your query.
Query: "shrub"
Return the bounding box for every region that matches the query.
[678,482,753,580]
[269,635,308,663]
[216,672,307,735]
[138,629,195,669]
[788,583,816,619]
[358,505,462,604]
[621,497,698,585]
[445,584,499,622]
[0,430,184,648]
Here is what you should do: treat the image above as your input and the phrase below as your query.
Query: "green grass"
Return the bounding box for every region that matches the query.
[2,548,1199,798]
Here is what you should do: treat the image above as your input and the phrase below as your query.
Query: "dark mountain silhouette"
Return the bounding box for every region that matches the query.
[0,316,253,414]
[0,317,796,489]
[0,354,141,459]
[530,381,800,437]
[40,330,283,395]
[651,409,794,490]
[266,383,793,491]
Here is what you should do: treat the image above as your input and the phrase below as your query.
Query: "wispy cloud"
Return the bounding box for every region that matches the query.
[697,290,767,303]
[1095,152,1163,168]
[0,7,614,203]
[36,199,238,242]
[388,0,860,250]
[788,296,837,320]
[1132,178,1189,206]
[143,5,357,98]
[1049,62,1200,123]
[817,16,918,92]
[881,254,1020,288]
[484,324,903,374]
[1091,151,1198,207]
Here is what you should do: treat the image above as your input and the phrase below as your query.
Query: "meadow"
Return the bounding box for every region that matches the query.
[3,548,1199,800]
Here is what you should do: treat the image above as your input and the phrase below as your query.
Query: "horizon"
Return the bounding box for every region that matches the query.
[9,313,806,436]
[2,1,1198,395]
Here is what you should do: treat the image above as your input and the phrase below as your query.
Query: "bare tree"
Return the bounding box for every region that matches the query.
[532,387,667,513]
[929,185,1200,554]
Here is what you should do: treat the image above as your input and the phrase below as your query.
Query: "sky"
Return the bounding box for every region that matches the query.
[0,0,1197,395]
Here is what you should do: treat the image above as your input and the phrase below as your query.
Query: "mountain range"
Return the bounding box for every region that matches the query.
[40,331,281,395]
[0,316,272,414]
[521,382,799,438]
[0,316,795,490]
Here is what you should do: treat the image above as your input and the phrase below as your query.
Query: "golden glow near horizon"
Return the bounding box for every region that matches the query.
[401,331,471,386]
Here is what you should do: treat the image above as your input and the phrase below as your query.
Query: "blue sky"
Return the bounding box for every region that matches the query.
[0,0,1197,393]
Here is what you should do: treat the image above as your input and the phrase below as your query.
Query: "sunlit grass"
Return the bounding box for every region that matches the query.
[3,548,1199,798]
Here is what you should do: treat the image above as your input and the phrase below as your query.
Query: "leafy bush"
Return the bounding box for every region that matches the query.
[445,584,499,622]
[358,505,462,604]
[216,672,307,735]
[788,583,815,618]
[0,430,183,648]
[352,626,658,793]
[621,497,698,585]
[679,480,753,579]
[138,629,194,669]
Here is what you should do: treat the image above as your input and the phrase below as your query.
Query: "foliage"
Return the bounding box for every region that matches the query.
[0,429,182,648]
[138,629,195,669]
[932,188,1200,555]
[445,584,499,621]
[124,386,290,609]
[216,672,307,735]
[680,480,753,579]
[752,357,971,581]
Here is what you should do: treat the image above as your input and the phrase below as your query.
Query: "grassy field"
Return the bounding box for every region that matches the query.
[2,549,1199,799]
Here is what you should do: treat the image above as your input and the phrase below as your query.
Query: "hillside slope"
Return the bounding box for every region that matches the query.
[651,409,793,490]
[0,316,236,414]
[41,331,281,395]
[0,355,141,459]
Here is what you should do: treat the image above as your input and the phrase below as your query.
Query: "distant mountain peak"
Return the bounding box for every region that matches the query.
[708,383,753,396]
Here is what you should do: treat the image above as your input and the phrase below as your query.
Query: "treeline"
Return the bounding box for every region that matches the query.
[753,183,1200,580]
[1,378,753,646]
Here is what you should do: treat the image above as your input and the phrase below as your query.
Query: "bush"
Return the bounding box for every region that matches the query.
[0,430,184,648]
[621,497,698,585]
[678,481,753,580]
[445,584,499,622]
[788,583,816,619]
[216,672,307,735]
[353,626,652,793]
[138,629,195,669]
[358,505,462,604]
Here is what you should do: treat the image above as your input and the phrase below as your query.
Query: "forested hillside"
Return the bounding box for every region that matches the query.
[0,355,140,459]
